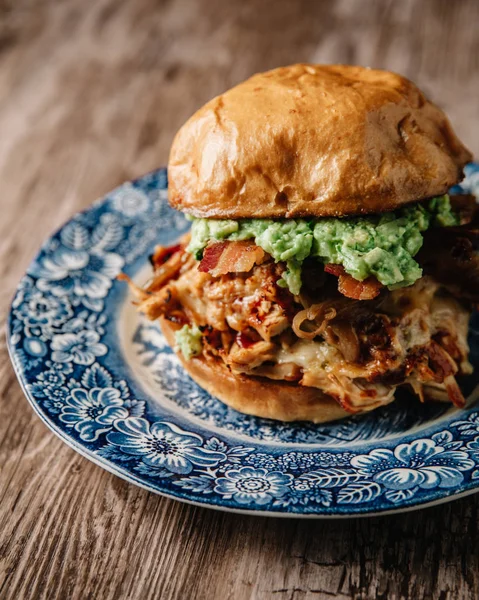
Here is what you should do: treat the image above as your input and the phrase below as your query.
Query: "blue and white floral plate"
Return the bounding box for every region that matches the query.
[7,164,479,517]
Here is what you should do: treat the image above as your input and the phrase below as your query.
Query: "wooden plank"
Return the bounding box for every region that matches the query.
[0,0,478,598]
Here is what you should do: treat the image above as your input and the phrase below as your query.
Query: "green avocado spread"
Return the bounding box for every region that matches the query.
[175,324,203,359]
[187,195,458,295]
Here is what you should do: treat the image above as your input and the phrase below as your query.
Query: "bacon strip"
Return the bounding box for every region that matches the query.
[324,264,382,300]
[198,241,265,277]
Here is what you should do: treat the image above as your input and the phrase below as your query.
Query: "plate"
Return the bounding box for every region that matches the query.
[7,165,479,517]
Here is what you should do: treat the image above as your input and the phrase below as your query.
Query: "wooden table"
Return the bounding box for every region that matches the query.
[1,1,479,598]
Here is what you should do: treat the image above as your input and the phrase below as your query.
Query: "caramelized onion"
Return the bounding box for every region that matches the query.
[292,303,337,339]
[291,298,361,340]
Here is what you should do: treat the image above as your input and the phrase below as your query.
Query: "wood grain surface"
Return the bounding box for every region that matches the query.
[1,1,479,598]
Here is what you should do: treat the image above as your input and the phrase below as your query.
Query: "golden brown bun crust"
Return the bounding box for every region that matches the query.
[160,317,349,423]
[168,64,472,218]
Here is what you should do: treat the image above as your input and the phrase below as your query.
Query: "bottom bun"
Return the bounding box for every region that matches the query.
[160,318,350,423]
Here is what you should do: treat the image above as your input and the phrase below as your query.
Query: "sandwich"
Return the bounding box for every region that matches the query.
[127,64,478,423]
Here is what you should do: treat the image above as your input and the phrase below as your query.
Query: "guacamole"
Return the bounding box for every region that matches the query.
[175,324,203,359]
[188,195,458,295]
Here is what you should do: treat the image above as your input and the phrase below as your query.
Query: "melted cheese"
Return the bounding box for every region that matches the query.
[276,340,338,370]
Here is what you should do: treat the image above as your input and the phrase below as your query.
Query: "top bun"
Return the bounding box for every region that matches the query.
[168,64,472,219]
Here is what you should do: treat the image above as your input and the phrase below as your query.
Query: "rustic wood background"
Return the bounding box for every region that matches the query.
[1,1,479,598]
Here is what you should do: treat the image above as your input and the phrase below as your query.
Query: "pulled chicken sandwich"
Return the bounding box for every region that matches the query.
[127,64,478,423]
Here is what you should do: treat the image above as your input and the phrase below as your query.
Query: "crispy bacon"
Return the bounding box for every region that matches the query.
[323,264,344,277]
[198,240,265,276]
[324,264,382,300]
[198,241,228,272]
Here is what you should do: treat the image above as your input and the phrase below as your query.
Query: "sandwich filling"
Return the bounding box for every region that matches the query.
[188,195,458,295]
[127,194,478,415]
